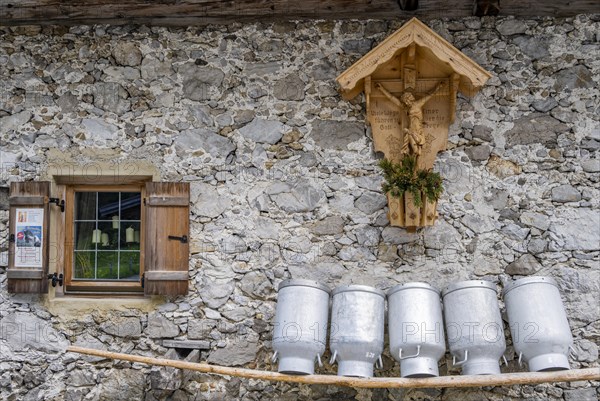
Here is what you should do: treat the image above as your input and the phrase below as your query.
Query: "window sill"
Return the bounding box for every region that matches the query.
[43,292,164,317]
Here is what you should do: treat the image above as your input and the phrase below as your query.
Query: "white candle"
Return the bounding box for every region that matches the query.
[101,233,109,246]
[112,215,119,229]
[134,230,140,243]
[92,229,102,244]
[126,226,134,243]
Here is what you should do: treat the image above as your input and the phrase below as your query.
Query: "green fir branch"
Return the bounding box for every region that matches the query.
[379,155,444,208]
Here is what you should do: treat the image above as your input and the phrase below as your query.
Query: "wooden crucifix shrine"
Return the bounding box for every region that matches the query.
[337,18,492,228]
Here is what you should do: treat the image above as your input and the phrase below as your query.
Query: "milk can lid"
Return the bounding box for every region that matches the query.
[278,279,331,294]
[332,284,386,298]
[387,282,440,297]
[442,280,497,297]
[502,276,558,296]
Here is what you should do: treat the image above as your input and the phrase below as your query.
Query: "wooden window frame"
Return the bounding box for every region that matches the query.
[64,184,146,294]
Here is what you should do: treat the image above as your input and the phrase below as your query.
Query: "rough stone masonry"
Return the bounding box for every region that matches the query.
[0,15,599,401]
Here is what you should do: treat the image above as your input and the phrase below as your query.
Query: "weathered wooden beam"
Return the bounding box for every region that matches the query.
[0,0,598,26]
[6,269,44,279]
[67,345,600,389]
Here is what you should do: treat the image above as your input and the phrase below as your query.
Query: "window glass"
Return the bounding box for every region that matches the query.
[121,192,141,220]
[73,191,141,281]
[74,191,95,220]
[97,192,119,221]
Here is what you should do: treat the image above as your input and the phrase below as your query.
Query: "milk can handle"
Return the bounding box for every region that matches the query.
[375,355,384,369]
[518,352,524,367]
[569,345,577,359]
[452,350,468,366]
[271,351,278,363]
[502,355,508,366]
[316,353,323,367]
[399,345,421,360]
[329,350,338,365]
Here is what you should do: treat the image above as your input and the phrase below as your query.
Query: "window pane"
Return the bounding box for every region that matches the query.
[119,252,140,280]
[97,251,119,280]
[120,222,141,251]
[75,192,96,220]
[71,189,143,286]
[97,221,118,250]
[121,192,141,220]
[74,251,95,279]
[74,222,96,251]
[98,192,119,221]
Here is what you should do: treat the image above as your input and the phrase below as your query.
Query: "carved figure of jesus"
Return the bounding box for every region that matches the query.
[375,81,446,159]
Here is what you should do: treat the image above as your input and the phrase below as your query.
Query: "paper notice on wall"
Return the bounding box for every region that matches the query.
[14,208,44,268]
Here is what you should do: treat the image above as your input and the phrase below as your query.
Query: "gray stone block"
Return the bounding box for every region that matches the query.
[273,73,305,101]
[146,312,180,339]
[505,113,567,148]
[238,118,286,144]
[551,184,581,203]
[311,120,364,150]
[308,216,345,235]
[112,42,142,67]
[505,254,542,275]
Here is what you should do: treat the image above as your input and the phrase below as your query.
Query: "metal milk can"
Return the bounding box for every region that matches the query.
[503,276,573,372]
[272,279,330,375]
[442,280,507,375]
[388,282,446,377]
[329,285,385,377]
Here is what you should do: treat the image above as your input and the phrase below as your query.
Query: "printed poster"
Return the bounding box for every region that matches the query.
[14,208,44,267]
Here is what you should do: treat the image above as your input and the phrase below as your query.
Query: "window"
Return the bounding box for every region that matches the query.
[65,185,145,294]
[7,180,190,296]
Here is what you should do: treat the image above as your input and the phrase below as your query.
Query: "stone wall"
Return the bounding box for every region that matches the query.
[1,15,599,401]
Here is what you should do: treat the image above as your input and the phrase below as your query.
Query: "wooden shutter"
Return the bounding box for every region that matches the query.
[7,182,51,293]
[144,182,190,296]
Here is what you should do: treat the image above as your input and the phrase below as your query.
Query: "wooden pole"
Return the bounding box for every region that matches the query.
[66,346,600,389]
